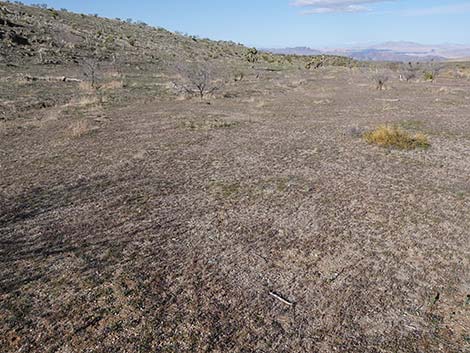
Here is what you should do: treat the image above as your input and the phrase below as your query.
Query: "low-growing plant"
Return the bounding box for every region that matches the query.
[78,81,95,92]
[423,71,435,81]
[400,62,419,82]
[306,55,356,69]
[32,3,48,9]
[81,58,100,88]
[173,63,221,99]
[100,80,124,90]
[234,71,245,82]
[49,9,59,18]
[423,61,443,82]
[183,119,238,130]
[363,125,430,150]
[372,71,389,90]
[68,120,91,138]
[246,48,258,63]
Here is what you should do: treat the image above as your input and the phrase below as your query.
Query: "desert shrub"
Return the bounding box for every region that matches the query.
[68,120,91,138]
[400,62,419,82]
[80,58,100,88]
[173,63,221,99]
[363,125,429,150]
[372,72,389,90]
[100,80,124,90]
[305,55,356,70]
[49,9,59,18]
[246,48,258,63]
[78,81,95,92]
[261,53,276,64]
[423,61,443,82]
[348,126,365,138]
[452,67,470,79]
[233,71,245,82]
[66,95,99,107]
[306,59,323,70]
[32,3,48,9]
[183,119,238,130]
[423,71,435,81]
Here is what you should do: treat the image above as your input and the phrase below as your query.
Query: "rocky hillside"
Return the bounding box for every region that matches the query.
[0,1,361,122]
[0,1,361,70]
[0,1,251,67]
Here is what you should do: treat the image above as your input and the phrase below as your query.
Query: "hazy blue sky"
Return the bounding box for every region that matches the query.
[21,0,470,47]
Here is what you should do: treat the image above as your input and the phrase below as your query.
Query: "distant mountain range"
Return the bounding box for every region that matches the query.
[267,47,322,56]
[264,41,470,62]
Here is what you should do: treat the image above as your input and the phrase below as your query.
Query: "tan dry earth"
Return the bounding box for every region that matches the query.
[1,66,470,352]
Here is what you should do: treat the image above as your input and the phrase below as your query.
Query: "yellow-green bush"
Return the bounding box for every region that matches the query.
[363,125,429,150]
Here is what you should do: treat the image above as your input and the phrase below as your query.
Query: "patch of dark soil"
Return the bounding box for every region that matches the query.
[7,31,29,45]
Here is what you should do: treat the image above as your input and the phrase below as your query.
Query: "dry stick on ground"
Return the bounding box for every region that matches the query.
[24,75,82,83]
[269,291,295,306]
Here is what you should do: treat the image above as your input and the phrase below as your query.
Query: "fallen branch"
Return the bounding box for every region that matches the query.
[374,98,400,102]
[269,291,295,306]
[24,75,82,83]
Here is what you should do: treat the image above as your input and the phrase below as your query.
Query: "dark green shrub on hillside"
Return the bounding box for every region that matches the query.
[246,48,258,63]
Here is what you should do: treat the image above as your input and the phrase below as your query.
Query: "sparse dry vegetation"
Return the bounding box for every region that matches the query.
[423,61,444,82]
[399,62,419,81]
[173,62,221,99]
[78,80,95,92]
[372,70,389,90]
[99,79,124,90]
[183,118,238,130]
[363,124,430,149]
[68,119,92,138]
[81,58,101,88]
[1,3,470,353]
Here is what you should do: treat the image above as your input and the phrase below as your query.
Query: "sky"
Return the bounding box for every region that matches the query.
[20,0,470,48]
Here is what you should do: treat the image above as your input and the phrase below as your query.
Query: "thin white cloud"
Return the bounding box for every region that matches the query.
[402,3,470,16]
[291,0,390,14]
[291,0,470,15]
[301,4,369,13]
[292,0,384,5]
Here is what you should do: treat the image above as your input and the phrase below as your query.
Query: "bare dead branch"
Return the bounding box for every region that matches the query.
[173,62,221,99]
[269,291,295,306]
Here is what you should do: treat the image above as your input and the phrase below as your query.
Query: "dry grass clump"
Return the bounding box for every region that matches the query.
[100,80,124,90]
[363,125,430,150]
[103,71,122,79]
[78,81,95,92]
[68,120,92,138]
[15,75,34,85]
[372,72,389,90]
[65,95,100,107]
[183,119,238,130]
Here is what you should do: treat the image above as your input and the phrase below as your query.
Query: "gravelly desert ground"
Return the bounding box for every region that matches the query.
[1,65,470,352]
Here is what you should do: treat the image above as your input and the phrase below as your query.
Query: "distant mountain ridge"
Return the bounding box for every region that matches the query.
[267,47,321,56]
[264,41,470,62]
